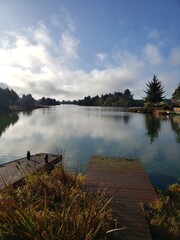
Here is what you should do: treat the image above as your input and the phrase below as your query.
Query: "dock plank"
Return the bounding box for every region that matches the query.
[86,156,158,240]
[0,153,62,189]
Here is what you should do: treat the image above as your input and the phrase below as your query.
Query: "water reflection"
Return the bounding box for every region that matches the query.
[96,114,131,123]
[149,172,178,192]
[22,110,33,116]
[0,106,179,191]
[170,116,180,143]
[82,107,131,123]
[144,114,180,144]
[145,114,161,143]
[123,115,130,124]
[0,114,19,136]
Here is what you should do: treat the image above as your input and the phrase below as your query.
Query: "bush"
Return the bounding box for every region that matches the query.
[146,183,180,240]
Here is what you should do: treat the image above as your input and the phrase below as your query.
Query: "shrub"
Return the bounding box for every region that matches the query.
[146,183,180,240]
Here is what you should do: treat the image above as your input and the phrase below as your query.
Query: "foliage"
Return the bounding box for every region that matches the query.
[21,94,35,106]
[143,75,166,105]
[0,164,113,240]
[0,87,19,111]
[0,86,60,110]
[37,97,60,106]
[146,183,180,240]
[73,89,143,107]
[17,95,60,107]
[172,83,180,106]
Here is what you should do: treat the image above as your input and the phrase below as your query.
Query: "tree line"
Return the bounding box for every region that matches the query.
[0,88,60,112]
[69,75,180,108]
[72,89,143,107]
[0,88,19,111]
[1,75,180,111]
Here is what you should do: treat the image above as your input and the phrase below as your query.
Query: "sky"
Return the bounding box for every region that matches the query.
[0,0,180,101]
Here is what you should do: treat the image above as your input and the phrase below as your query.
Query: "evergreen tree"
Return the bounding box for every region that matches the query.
[21,94,35,106]
[0,87,19,110]
[143,75,166,105]
[172,83,180,106]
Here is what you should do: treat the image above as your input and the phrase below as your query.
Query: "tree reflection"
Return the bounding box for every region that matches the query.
[123,115,130,124]
[98,113,131,124]
[170,116,180,143]
[0,114,19,136]
[145,114,161,143]
[22,110,33,116]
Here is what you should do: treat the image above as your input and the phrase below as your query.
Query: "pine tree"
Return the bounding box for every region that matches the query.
[143,75,166,105]
[172,83,180,106]
[0,87,19,110]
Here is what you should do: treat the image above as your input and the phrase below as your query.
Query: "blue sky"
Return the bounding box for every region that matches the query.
[0,0,180,100]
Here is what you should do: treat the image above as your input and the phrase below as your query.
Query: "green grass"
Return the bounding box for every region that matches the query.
[0,163,113,240]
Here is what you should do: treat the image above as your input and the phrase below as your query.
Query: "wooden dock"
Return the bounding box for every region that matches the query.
[0,153,62,189]
[86,156,158,240]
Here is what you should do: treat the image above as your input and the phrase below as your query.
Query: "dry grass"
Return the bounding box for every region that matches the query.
[0,163,113,240]
[146,183,180,240]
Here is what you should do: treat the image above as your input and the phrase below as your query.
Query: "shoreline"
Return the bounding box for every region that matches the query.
[0,104,50,114]
[10,104,50,112]
[127,106,180,115]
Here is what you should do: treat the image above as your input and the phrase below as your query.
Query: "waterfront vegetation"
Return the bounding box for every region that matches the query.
[146,183,180,240]
[143,75,166,105]
[72,89,144,107]
[0,76,180,112]
[0,163,113,240]
[63,75,180,108]
[0,75,180,239]
[0,162,179,240]
[0,87,60,113]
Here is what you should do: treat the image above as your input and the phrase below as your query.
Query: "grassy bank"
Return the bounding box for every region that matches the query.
[145,183,180,240]
[0,164,113,240]
[0,162,179,239]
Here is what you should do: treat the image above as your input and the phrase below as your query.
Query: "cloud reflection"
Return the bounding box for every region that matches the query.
[0,106,179,180]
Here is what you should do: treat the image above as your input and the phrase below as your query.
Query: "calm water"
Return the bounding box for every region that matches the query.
[0,105,180,191]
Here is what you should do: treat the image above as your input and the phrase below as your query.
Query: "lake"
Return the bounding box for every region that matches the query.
[0,105,180,191]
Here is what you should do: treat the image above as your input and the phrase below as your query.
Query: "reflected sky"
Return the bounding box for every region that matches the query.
[0,105,179,189]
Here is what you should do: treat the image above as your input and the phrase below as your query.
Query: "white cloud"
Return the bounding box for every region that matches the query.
[32,21,52,46]
[170,46,180,66]
[143,44,162,65]
[95,52,108,66]
[0,19,180,101]
[0,20,80,98]
[59,31,79,62]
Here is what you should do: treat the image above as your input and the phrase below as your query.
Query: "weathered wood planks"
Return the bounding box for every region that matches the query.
[0,153,62,189]
[86,156,158,240]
